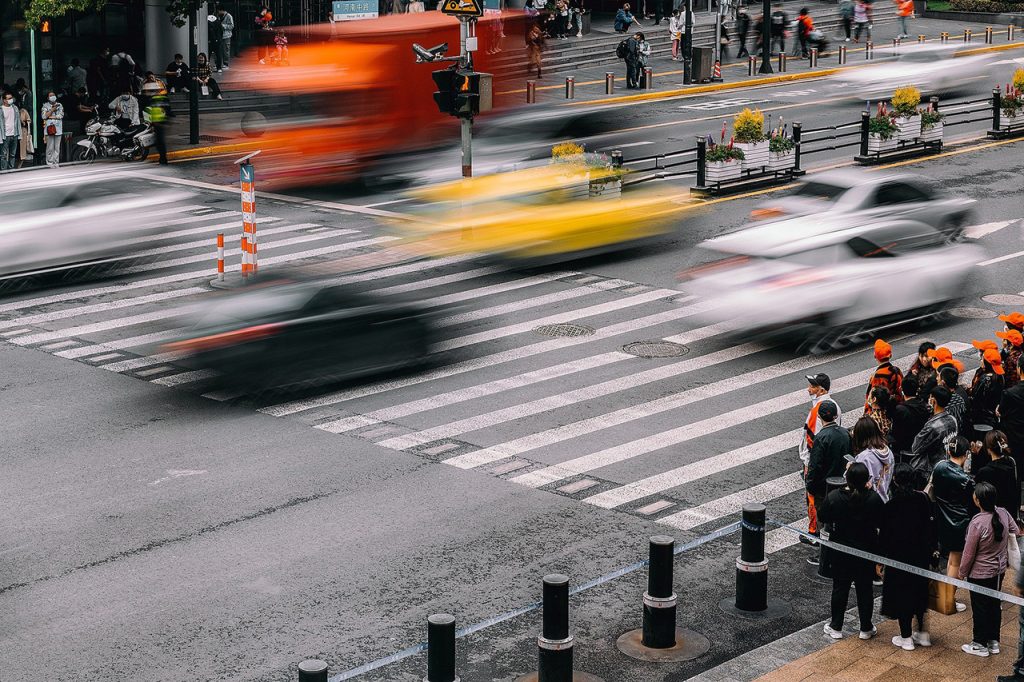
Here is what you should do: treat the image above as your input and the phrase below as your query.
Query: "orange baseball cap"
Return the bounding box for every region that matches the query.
[972,339,999,352]
[927,346,965,372]
[1000,312,1024,330]
[997,329,1024,347]
[984,348,1005,374]
[874,339,892,361]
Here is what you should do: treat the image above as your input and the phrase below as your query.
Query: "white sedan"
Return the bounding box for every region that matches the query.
[680,215,983,353]
[833,43,997,101]
[0,168,189,279]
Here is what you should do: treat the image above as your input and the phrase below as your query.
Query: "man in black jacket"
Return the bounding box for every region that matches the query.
[998,361,1024,462]
[891,376,931,456]
[805,400,851,567]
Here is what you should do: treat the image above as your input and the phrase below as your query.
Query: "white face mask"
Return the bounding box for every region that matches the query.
[48,95,57,103]
[3,98,12,106]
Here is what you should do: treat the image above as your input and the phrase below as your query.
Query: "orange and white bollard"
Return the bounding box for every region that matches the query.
[239,159,258,277]
[216,233,224,281]
[711,60,722,81]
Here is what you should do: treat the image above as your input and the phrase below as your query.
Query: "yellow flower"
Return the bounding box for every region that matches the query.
[891,85,922,115]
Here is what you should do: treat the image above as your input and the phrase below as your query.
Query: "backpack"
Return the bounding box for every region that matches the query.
[616,39,629,59]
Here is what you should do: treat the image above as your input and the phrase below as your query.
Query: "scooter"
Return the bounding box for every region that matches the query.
[74,109,155,163]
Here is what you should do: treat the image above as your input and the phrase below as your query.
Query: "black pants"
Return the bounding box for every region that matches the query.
[830,560,875,632]
[799,33,808,57]
[153,123,167,164]
[897,611,925,638]
[771,33,785,54]
[737,31,749,56]
[841,15,852,38]
[969,575,1003,644]
[626,60,641,88]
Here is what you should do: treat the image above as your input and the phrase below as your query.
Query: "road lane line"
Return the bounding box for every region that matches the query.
[506,342,963,489]
[438,287,600,325]
[659,472,805,531]
[10,306,203,346]
[585,412,859,509]
[382,338,768,452]
[259,299,715,417]
[0,288,209,330]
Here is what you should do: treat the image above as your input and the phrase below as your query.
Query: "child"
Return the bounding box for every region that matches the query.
[274,30,289,63]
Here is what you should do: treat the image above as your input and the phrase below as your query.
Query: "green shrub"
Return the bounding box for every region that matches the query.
[868,115,898,140]
[733,108,766,144]
[947,0,1024,12]
[706,145,745,162]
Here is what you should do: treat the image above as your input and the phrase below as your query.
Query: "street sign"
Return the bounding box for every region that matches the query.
[332,0,378,21]
[440,0,483,18]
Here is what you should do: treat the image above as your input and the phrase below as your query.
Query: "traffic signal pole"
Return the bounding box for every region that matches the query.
[460,18,473,178]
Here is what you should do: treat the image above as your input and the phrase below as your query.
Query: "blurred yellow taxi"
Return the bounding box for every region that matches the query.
[394,165,685,260]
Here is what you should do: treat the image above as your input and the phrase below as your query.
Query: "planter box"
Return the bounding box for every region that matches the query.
[589,178,622,199]
[921,122,943,143]
[705,160,742,184]
[735,140,769,172]
[767,150,795,172]
[896,115,922,141]
[868,134,898,154]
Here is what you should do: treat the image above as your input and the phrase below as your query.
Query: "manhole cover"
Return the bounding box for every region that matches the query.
[622,340,690,358]
[949,307,998,319]
[982,294,1024,306]
[534,323,595,338]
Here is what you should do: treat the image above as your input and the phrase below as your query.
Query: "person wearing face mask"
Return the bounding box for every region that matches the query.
[799,373,841,545]
[164,54,191,93]
[0,91,20,171]
[109,88,140,127]
[909,385,958,470]
[930,435,975,615]
[41,91,64,168]
[194,53,224,100]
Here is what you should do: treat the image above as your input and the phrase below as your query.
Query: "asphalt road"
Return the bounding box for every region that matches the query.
[2,124,1023,680]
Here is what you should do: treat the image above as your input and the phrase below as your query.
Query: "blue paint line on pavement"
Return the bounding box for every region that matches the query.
[768,518,1024,606]
[329,520,742,680]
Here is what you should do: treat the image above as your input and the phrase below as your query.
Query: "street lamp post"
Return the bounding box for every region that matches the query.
[759,0,773,73]
[188,0,201,144]
[682,0,693,84]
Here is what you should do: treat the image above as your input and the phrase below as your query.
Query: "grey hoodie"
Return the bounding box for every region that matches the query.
[854,446,894,502]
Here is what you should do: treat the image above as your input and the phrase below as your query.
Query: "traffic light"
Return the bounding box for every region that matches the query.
[39,18,52,33]
[431,68,457,115]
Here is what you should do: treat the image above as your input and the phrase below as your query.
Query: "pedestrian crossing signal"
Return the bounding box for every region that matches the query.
[440,0,483,17]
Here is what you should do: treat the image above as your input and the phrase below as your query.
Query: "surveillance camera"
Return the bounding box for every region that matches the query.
[413,42,450,62]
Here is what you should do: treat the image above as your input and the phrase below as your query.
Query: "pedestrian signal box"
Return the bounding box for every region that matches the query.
[440,0,483,17]
[432,69,492,118]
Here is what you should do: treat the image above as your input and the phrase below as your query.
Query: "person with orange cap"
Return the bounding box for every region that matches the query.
[968,348,1005,439]
[997,357,1024,472]
[865,339,904,413]
[927,346,966,375]
[998,329,1023,390]
[970,339,1000,394]
[1000,312,1024,335]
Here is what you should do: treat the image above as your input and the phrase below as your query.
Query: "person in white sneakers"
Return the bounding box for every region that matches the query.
[799,373,841,558]
[819,462,884,641]
[880,463,935,651]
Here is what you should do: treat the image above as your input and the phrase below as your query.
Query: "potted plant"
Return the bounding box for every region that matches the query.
[891,85,922,141]
[705,139,745,183]
[550,142,593,199]
[588,152,627,199]
[767,129,796,172]
[920,106,944,144]
[1001,84,1024,125]
[868,103,899,153]
[731,108,768,172]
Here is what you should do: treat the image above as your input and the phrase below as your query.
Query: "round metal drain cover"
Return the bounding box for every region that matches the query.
[622,340,690,358]
[982,294,1024,307]
[949,307,998,319]
[534,323,596,338]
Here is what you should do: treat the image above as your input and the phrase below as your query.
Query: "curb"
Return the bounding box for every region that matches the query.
[165,139,263,162]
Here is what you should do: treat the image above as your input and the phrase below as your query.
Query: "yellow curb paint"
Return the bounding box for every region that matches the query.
[166,140,263,161]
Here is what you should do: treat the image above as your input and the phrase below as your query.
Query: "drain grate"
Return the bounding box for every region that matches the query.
[982,294,1024,306]
[534,323,596,338]
[949,307,998,319]
[622,340,689,358]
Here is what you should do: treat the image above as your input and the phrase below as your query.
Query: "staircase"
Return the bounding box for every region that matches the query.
[492,2,897,78]
[166,91,293,116]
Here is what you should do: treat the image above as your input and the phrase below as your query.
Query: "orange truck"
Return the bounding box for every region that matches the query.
[228,12,525,188]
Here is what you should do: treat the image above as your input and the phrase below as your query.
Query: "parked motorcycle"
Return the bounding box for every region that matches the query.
[73,109,155,163]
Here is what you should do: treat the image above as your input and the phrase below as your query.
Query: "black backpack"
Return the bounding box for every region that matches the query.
[616,39,629,59]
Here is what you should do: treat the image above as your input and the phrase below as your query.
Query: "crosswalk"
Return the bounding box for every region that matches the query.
[1,188,995,560]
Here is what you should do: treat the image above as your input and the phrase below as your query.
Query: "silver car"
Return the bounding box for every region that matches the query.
[0,168,189,280]
[750,169,975,239]
[833,43,997,100]
[681,215,983,353]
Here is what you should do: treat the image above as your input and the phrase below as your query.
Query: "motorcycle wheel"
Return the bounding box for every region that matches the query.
[74,146,97,164]
[128,146,150,162]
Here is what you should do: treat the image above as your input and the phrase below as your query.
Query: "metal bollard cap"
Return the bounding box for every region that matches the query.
[428,613,456,626]
[543,573,570,587]
[650,535,674,547]
[298,659,329,673]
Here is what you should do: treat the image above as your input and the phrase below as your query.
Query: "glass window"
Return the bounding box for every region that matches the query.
[789,181,848,202]
[778,245,843,266]
[873,182,931,206]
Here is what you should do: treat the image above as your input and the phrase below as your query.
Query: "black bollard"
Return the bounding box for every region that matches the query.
[695,135,707,189]
[611,149,623,169]
[792,121,803,175]
[735,503,768,612]
[858,109,870,158]
[992,87,1002,136]
[777,52,787,72]
[748,55,756,76]
[427,614,458,682]
[539,574,572,682]
[297,660,328,682]
[816,476,847,579]
[526,81,537,104]
[642,536,677,648]
[605,72,615,94]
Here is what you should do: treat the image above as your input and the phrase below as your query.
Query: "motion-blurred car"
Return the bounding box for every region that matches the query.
[750,170,975,239]
[0,168,188,278]
[393,164,684,261]
[834,43,996,100]
[680,216,983,353]
[163,281,435,389]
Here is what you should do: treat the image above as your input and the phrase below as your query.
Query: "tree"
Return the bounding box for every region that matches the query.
[21,0,192,28]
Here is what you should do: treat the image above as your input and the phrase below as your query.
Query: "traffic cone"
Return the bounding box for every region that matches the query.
[712,60,723,82]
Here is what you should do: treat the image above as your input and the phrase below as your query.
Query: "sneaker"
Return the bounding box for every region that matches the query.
[807,555,820,566]
[824,624,844,639]
[799,535,819,546]
[845,37,851,42]
[892,635,915,651]
[169,87,176,93]
[956,601,967,613]
[872,578,883,587]
[996,674,1024,681]
[182,87,190,93]
[216,95,224,100]
[912,631,932,647]
[963,642,990,657]
[990,641,1001,655]
[222,65,230,70]
[860,627,877,640]
[259,59,266,64]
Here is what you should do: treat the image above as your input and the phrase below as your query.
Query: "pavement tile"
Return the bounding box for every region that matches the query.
[831,656,896,680]
[756,666,815,682]
[883,641,943,667]
[916,646,986,677]
[871,663,948,681]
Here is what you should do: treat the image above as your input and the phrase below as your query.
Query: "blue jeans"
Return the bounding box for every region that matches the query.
[898,15,909,35]
[0,136,16,170]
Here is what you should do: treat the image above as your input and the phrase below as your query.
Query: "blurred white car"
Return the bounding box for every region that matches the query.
[834,43,996,101]
[751,169,975,239]
[681,216,983,353]
[0,168,189,278]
